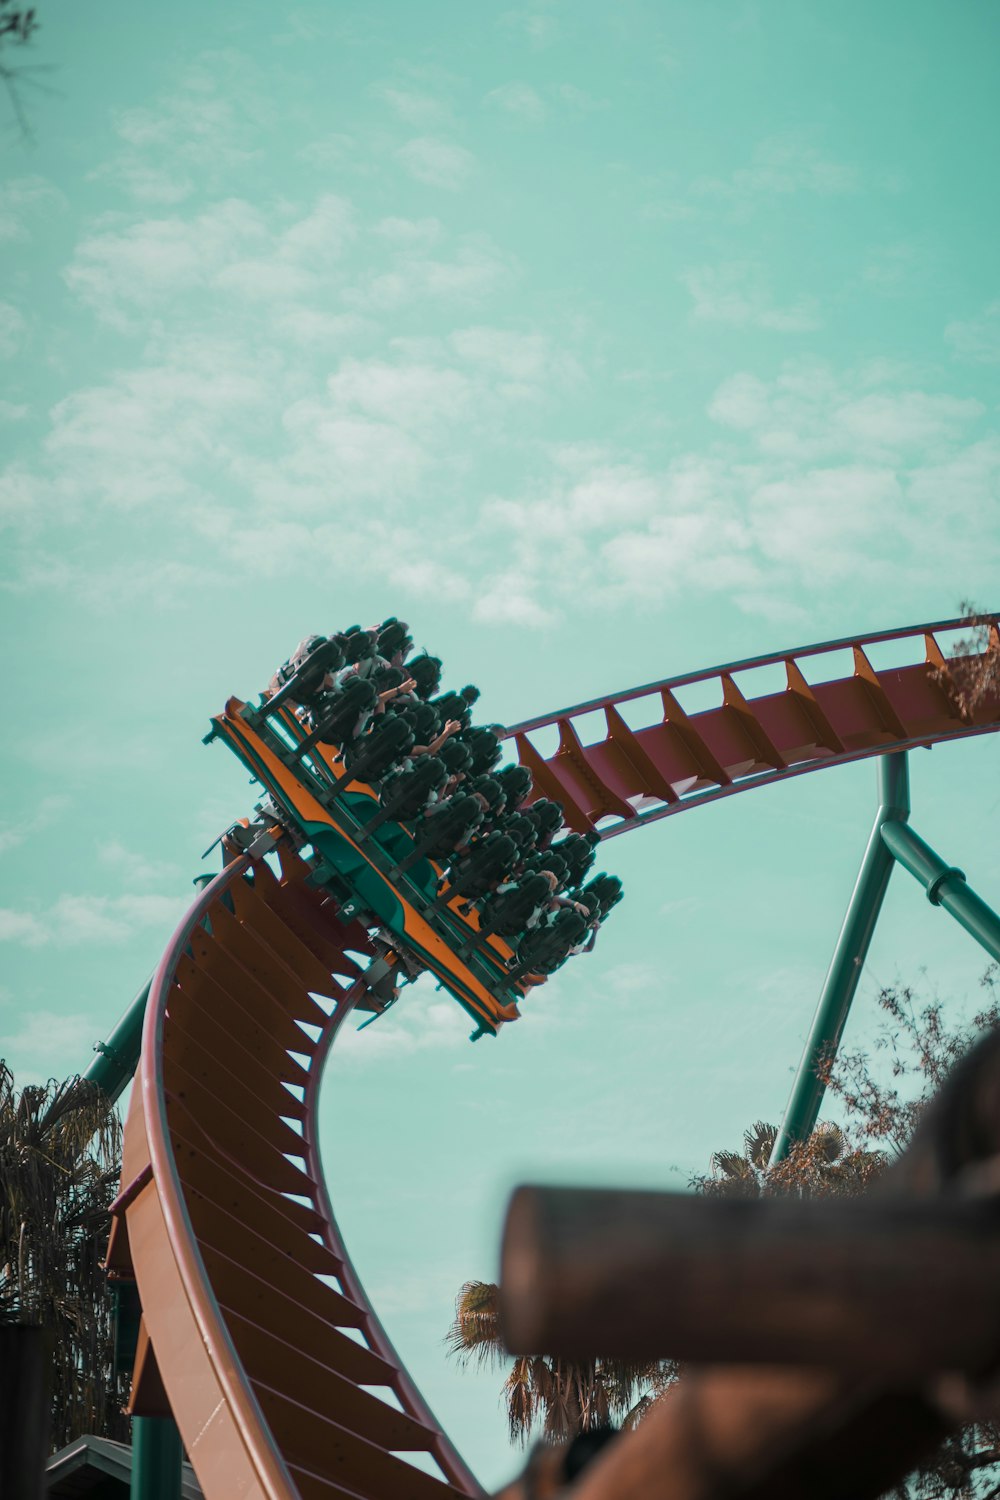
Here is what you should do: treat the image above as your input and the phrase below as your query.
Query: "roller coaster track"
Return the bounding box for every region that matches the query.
[503,616,1000,836]
[107,616,1000,1499]
[107,845,484,1499]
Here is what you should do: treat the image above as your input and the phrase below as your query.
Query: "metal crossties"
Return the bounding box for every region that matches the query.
[107,846,482,1500]
[502,617,1000,837]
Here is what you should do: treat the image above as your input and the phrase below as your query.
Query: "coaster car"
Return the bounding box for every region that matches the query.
[206,695,529,1041]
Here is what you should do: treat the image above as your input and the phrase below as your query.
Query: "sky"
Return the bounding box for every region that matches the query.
[2,0,1000,1488]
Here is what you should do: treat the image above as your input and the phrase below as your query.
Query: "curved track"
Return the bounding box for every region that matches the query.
[108,616,999,1499]
[108,845,482,1498]
[503,618,1000,836]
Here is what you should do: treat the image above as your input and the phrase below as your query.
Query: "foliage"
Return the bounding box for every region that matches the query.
[933,603,1000,723]
[700,971,1000,1500]
[0,1,40,140]
[446,1278,674,1446]
[0,1061,129,1449]
[695,1117,886,1200]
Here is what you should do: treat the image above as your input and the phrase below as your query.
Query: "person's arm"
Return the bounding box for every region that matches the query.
[411,719,462,758]
[375,676,417,713]
[436,718,463,750]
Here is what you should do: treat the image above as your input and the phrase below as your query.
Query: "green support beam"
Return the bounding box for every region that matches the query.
[131,1417,182,1500]
[82,876,214,1104]
[82,978,152,1104]
[770,754,910,1165]
[880,820,1000,964]
[771,751,1000,1167]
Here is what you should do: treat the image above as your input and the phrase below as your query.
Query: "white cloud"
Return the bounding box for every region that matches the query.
[449,325,582,390]
[863,241,925,293]
[374,216,442,248]
[269,307,371,349]
[278,400,430,503]
[708,364,983,463]
[297,134,363,171]
[0,796,70,856]
[379,547,472,601]
[0,176,65,242]
[485,454,662,554]
[64,199,264,323]
[97,52,268,204]
[0,910,46,944]
[64,194,356,328]
[553,82,606,113]
[0,400,29,421]
[373,83,451,128]
[0,302,26,358]
[472,573,558,628]
[347,235,514,310]
[501,7,559,47]
[485,82,546,123]
[334,984,471,1061]
[460,351,998,623]
[326,357,472,432]
[906,437,1000,523]
[696,137,857,202]
[603,498,759,599]
[0,1009,106,1085]
[750,466,903,579]
[40,343,274,512]
[682,263,821,332]
[0,892,187,947]
[92,159,193,206]
[945,302,1000,364]
[96,839,179,886]
[395,137,475,191]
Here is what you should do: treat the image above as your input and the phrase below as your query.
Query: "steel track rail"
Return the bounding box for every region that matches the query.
[108,846,483,1500]
[500,616,1000,837]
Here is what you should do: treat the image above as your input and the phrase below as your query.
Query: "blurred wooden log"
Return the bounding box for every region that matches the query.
[563,1370,948,1500]
[501,1187,1000,1374]
[492,1012,1000,1497]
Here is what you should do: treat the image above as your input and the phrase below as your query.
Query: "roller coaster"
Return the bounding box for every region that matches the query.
[92,615,1000,1499]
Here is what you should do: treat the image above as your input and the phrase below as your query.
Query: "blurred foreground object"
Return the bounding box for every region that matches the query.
[498,1022,1000,1499]
[0,1325,51,1500]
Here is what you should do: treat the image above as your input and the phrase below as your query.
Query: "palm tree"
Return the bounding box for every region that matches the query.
[0,1061,128,1448]
[446,1278,673,1445]
[699,1118,886,1200]
[448,1122,882,1449]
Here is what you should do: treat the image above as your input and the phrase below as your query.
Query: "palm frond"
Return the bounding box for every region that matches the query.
[0,1063,127,1446]
[444,1280,506,1369]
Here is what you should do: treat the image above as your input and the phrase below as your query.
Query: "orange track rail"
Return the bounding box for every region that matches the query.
[108,845,483,1500]
[503,617,1000,836]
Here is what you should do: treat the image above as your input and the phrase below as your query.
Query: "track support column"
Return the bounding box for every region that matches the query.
[880,821,1000,964]
[770,754,909,1165]
[131,1417,182,1500]
[83,979,152,1104]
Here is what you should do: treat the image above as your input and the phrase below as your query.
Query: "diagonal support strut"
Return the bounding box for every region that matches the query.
[772,750,1000,1165]
[770,754,909,1165]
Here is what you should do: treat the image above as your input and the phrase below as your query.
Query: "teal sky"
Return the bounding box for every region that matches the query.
[2,0,1000,1487]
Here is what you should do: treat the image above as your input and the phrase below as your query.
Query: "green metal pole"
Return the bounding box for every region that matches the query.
[82,978,152,1104]
[82,875,215,1104]
[770,754,910,1165]
[880,820,1000,965]
[131,1417,182,1500]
